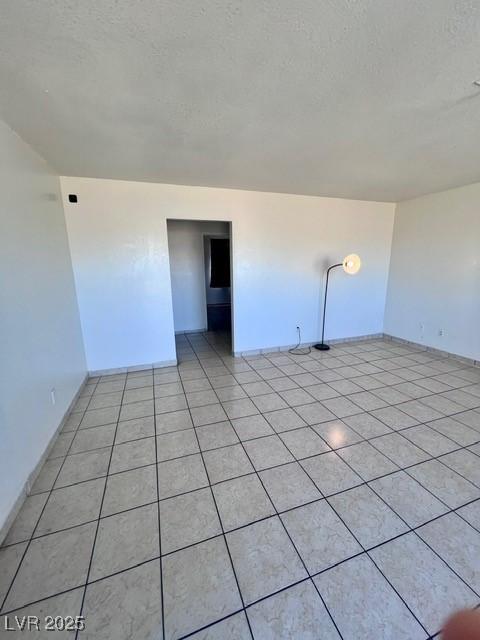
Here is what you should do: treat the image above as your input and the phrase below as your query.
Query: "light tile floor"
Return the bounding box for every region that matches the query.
[1,334,480,638]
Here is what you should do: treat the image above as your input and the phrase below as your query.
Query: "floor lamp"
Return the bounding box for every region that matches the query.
[314,254,362,351]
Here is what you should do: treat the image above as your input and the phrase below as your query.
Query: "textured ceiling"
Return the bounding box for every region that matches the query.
[1,0,480,201]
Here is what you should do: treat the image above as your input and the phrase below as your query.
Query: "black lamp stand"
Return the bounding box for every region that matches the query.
[314,262,342,351]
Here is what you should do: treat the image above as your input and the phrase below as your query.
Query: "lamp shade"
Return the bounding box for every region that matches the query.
[342,254,361,275]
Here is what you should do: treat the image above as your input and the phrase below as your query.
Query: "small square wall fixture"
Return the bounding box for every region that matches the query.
[68,194,78,203]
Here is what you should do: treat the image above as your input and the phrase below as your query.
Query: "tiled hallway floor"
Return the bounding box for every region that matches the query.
[2,334,480,638]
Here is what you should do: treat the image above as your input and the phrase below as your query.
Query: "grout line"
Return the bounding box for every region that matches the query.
[179,334,255,640]
[0,375,102,614]
[73,373,129,639]
[196,332,346,640]
[2,335,480,636]
[152,359,166,640]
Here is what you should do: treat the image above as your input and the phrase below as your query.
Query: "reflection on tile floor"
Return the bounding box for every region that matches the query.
[1,334,480,638]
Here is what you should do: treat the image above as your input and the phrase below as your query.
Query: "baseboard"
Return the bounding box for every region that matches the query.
[0,373,89,544]
[89,358,178,377]
[234,333,384,358]
[175,328,208,335]
[383,334,480,368]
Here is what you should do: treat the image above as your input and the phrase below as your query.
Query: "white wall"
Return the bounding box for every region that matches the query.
[0,121,87,531]
[61,176,394,370]
[167,219,229,332]
[385,183,480,361]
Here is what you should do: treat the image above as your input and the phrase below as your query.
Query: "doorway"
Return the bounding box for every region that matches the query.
[167,219,233,356]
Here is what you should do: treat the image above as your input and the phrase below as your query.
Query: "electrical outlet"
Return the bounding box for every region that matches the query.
[50,388,56,406]
[438,329,444,337]
[419,322,425,339]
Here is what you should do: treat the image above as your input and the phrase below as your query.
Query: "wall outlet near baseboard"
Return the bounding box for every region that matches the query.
[438,328,445,337]
[419,322,425,339]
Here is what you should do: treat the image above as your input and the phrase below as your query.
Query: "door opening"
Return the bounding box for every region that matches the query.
[167,219,233,358]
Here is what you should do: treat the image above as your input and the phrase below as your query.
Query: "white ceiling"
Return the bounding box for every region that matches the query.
[1,0,480,202]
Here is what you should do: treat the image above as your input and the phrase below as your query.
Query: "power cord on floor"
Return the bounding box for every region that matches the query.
[289,326,312,355]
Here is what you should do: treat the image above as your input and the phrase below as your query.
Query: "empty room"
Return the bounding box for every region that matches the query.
[1,1,480,639]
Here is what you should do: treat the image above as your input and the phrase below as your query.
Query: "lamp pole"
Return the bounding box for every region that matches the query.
[314,262,342,351]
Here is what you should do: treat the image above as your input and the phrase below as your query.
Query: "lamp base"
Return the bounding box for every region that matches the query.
[314,343,330,351]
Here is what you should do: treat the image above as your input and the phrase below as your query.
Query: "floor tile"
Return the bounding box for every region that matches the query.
[343,412,391,439]
[370,432,429,468]
[397,400,444,423]
[329,484,408,548]
[155,394,187,414]
[222,399,258,420]
[81,560,162,640]
[247,580,340,640]
[3,494,48,545]
[123,386,153,405]
[80,407,120,429]
[426,416,480,446]
[3,523,95,611]
[48,432,75,459]
[348,391,388,411]
[301,451,362,496]
[321,397,362,419]
[155,409,193,434]
[281,500,361,573]
[408,459,480,508]
[1,589,83,638]
[242,381,273,397]
[213,474,273,531]
[36,478,104,536]
[457,499,480,531]
[264,408,306,433]
[314,554,426,640]
[252,393,288,413]
[369,471,448,528]
[417,512,480,592]
[312,420,363,449]
[215,385,247,402]
[157,429,199,462]
[294,402,337,425]
[279,427,330,459]
[456,409,480,431]
[110,438,155,474]
[227,516,307,604]
[191,403,229,426]
[55,448,111,488]
[243,435,294,471]
[371,406,419,430]
[29,458,63,495]
[267,377,299,392]
[279,388,315,407]
[338,441,398,481]
[186,390,219,408]
[197,421,239,450]
[163,537,241,639]
[0,542,27,604]
[402,425,458,456]
[160,487,221,554]
[187,612,251,639]
[90,504,159,581]
[102,465,157,516]
[70,424,116,454]
[259,462,321,512]
[419,394,465,416]
[154,381,184,397]
[440,449,480,486]
[115,416,155,443]
[158,454,208,499]
[231,414,274,441]
[370,532,477,635]
[119,399,154,422]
